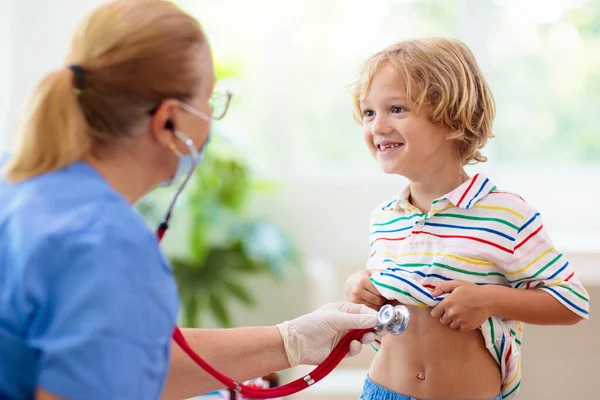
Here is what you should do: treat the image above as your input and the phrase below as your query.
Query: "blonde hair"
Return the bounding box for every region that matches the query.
[3,0,208,182]
[352,38,495,165]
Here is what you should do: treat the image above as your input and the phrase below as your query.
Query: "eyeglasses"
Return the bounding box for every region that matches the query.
[209,83,233,120]
[148,82,233,120]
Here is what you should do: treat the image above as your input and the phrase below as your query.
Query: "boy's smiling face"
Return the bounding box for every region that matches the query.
[359,63,460,180]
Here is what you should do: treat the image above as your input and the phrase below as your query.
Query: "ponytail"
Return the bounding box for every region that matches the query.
[3,68,90,183]
[3,0,207,183]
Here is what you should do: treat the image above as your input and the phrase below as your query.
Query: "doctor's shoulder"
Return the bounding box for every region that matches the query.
[10,179,162,268]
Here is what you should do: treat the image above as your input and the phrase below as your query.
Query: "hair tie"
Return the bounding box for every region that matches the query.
[68,64,85,94]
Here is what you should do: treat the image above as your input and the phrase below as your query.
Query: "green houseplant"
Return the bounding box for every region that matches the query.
[137,133,299,328]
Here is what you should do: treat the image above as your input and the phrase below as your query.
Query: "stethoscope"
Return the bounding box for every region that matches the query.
[155,142,411,398]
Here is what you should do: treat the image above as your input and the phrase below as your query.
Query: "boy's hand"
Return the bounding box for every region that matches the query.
[430,280,490,331]
[344,270,386,311]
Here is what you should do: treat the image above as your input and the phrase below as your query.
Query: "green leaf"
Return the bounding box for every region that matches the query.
[249,179,278,193]
[183,292,199,328]
[209,293,232,327]
[162,124,299,330]
[223,281,255,306]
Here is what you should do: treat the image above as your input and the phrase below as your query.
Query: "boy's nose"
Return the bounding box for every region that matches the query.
[371,116,393,135]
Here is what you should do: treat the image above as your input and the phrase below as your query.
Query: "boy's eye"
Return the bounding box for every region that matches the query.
[363,110,374,118]
[391,106,406,114]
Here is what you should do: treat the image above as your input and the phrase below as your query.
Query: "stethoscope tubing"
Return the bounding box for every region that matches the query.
[155,161,383,398]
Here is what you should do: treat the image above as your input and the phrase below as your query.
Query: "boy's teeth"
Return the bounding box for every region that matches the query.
[380,143,401,150]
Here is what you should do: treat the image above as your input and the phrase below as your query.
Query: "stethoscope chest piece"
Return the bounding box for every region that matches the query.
[375,304,410,335]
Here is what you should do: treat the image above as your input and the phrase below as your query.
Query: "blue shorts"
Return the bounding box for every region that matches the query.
[359,376,502,400]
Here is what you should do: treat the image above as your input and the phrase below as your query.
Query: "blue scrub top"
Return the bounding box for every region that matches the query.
[0,158,179,399]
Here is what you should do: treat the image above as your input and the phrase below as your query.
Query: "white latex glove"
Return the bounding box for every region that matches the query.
[276,302,383,367]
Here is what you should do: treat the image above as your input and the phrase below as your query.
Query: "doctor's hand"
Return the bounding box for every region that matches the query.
[276,302,381,367]
[345,269,386,310]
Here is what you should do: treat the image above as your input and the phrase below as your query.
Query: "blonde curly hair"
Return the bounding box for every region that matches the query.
[352,37,495,165]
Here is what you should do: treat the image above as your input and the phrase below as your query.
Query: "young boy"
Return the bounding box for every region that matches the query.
[344,38,590,400]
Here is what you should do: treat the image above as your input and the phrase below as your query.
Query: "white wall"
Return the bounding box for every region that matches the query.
[0,0,14,151]
[0,0,106,153]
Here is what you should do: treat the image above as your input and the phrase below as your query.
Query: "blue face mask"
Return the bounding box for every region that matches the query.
[159,100,214,187]
[160,130,208,187]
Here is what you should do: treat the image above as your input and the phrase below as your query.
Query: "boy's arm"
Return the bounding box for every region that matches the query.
[495,208,590,322]
[483,284,583,325]
[432,208,589,329]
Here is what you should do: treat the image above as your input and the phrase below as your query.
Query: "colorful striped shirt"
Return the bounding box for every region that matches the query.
[366,173,590,400]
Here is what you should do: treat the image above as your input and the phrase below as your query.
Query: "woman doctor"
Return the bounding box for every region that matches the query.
[0,1,381,399]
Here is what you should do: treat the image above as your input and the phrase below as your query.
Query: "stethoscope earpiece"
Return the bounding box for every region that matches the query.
[375,304,411,335]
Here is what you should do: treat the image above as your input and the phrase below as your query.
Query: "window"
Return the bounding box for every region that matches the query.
[179,0,600,242]
[180,0,599,168]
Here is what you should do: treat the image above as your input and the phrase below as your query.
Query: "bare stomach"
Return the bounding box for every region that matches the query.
[369,303,501,400]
